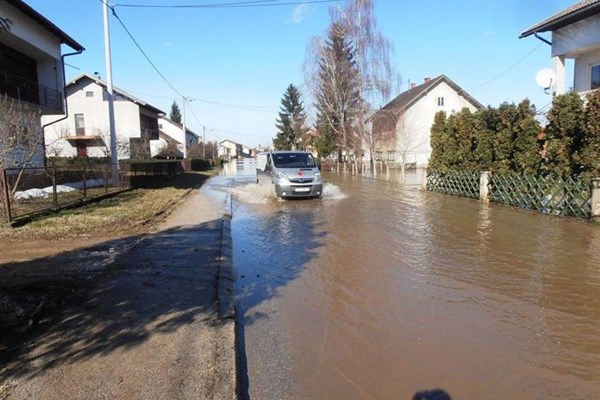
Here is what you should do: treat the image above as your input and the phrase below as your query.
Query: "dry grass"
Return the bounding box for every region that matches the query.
[0,171,218,242]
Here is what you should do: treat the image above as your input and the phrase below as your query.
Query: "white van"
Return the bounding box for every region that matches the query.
[257,151,323,198]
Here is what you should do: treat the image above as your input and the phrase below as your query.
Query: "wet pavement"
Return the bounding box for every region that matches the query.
[216,159,600,400]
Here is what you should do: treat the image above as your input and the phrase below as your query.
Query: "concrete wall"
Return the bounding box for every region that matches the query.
[573,50,600,92]
[551,14,600,94]
[552,14,600,58]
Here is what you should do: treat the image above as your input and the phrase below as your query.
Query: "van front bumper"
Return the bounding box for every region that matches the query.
[275,183,323,198]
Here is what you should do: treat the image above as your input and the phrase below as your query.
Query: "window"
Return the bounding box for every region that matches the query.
[85,91,94,97]
[437,97,444,106]
[387,151,395,161]
[592,64,600,90]
[75,113,85,136]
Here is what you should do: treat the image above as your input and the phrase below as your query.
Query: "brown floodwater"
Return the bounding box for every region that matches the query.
[212,160,600,400]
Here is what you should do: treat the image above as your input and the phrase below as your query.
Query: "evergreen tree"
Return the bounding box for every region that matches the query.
[581,89,600,179]
[512,99,542,175]
[453,108,478,171]
[273,84,308,151]
[493,102,518,172]
[313,109,338,158]
[543,92,585,178]
[170,101,182,125]
[428,111,447,172]
[473,106,498,171]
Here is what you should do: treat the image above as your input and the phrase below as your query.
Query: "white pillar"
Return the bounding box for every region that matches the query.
[103,2,118,184]
[591,178,600,222]
[480,171,491,203]
[553,55,566,95]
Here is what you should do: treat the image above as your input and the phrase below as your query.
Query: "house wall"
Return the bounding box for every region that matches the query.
[151,118,182,157]
[43,79,144,159]
[573,49,600,92]
[150,118,199,157]
[393,81,479,167]
[552,14,600,58]
[218,141,239,159]
[0,2,64,92]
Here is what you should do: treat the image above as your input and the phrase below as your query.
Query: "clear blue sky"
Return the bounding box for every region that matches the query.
[25,0,575,147]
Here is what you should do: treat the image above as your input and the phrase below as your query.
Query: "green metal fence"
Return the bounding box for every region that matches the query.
[490,172,591,219]
[426,169,594,220]
[426,170,480,199]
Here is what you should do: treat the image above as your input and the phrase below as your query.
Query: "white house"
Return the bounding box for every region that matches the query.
[218,139,242,160]
[520,0,600,96]
[43,72,165,160]
[0,0,84,168]
[150,116,200,158]
[369,75,483,167]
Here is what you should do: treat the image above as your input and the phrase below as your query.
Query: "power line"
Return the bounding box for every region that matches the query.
[99,0,185,98]
[114,0,341,9]
[466,42,545,92]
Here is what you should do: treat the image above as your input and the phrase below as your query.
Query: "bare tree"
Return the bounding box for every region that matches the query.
[306,22,362,161]
[305,0,398,164]
[333,0,399,162]
[0,95,45,194]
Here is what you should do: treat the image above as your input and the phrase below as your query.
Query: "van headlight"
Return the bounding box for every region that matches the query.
[314,172,322,183]
[276,172,289,183]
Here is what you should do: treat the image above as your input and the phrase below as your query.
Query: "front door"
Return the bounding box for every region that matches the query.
[76,142,88,157]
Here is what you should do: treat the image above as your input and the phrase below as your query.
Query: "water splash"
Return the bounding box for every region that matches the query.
[229,181,278,204]
[322,183,347,200]
[229,182,347,203]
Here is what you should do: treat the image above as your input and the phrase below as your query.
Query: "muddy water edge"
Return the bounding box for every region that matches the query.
[209,160,600,400]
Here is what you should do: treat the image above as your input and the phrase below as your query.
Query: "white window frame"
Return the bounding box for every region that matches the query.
[437,97,444,106]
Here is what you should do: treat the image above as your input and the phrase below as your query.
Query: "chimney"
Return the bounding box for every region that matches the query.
[424,77,431,83]
[410,83,416,89]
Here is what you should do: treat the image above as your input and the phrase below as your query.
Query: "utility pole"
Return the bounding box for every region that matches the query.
[181,96,187,159]
[203,126,206,158]
[103,2,118,184]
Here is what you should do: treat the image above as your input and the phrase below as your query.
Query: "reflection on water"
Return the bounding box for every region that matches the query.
[210,160,600,400]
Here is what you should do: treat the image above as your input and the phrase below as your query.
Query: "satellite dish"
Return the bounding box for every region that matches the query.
[535,68,556,92]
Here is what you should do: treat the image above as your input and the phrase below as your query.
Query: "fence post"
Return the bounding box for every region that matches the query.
[591,178,600,222]
[421,169,428,190]
[82,166,87,198]
[1,168,12,224]
[52,167,58,210]
[104,165,109,193]
[480,171,491,203]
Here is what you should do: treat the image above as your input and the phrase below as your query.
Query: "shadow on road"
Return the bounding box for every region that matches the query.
[231,204,327,398]
[0,218,223,384]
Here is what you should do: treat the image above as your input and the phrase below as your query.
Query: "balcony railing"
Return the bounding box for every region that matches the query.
[0,68,63,112]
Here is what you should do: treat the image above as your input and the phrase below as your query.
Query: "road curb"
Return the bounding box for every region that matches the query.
[218,214,235,319]
[216,193,238,399]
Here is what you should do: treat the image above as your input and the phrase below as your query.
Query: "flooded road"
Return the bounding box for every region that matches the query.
[209,160,600,399]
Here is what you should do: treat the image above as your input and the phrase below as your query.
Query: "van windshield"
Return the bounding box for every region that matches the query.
[272,153,316,168]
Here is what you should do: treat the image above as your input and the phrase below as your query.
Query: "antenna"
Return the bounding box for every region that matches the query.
[535,68,557,95]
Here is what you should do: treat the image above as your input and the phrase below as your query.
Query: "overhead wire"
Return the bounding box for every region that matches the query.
[99,0,279,144]
[114,0,341,9]
[99,0,185,98]
[466,42,545,92]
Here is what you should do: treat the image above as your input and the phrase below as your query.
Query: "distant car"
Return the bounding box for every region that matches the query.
[257,151,322,199]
